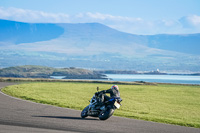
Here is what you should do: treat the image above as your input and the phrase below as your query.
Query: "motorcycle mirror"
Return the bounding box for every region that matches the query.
[97,87,99,91]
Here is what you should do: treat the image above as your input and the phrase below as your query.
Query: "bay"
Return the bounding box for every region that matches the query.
[105,74,200,84]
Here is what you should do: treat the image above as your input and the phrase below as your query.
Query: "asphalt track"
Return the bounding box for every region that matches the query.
[0,82,199,133]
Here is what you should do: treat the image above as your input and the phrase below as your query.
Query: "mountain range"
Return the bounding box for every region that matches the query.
[0,19,200,72]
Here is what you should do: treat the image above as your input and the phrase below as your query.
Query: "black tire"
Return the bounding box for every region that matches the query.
[99,108,114,120]
[81,106,89,118]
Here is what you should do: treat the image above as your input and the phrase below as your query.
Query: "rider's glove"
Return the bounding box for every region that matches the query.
[95,92,100,96]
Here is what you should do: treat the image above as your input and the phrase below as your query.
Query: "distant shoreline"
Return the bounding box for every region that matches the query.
[95,70,200,76]
[0,77,200,86]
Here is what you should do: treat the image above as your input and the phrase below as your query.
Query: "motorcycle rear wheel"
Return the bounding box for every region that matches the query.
[99,108,114,120]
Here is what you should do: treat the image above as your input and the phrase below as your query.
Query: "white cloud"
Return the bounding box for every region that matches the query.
[179,15,200,28]
[78,12,142,22]
[178,15,200,34]
[0,7,70,23]
[0,7,200,35]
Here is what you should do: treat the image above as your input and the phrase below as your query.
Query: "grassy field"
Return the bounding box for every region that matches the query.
[2,82,200,128]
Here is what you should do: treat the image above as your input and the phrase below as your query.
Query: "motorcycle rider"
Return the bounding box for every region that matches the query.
[95,85,120,106]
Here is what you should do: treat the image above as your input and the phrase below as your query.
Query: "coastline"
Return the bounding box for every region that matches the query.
[0,76,200,86]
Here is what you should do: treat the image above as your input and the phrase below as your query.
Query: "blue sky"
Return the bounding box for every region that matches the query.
[0,0,200,35]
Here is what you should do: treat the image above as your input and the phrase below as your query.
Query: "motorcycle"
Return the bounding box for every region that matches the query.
[81,87,122,120]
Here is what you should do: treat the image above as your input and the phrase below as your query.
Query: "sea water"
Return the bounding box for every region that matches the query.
[105,74,200,84]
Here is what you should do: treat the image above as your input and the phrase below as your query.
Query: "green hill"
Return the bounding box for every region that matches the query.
[0,65,104,79]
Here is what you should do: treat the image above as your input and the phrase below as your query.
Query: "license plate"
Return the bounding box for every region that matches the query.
[114,101,120,109]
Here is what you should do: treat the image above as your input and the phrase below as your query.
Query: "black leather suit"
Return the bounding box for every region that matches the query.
[98,88,120,103]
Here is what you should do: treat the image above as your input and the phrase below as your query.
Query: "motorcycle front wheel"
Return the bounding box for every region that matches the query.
[81,106,89,118]
[99,108,114,120]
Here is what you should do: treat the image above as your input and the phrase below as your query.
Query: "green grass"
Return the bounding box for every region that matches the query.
[2,82,200,128]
